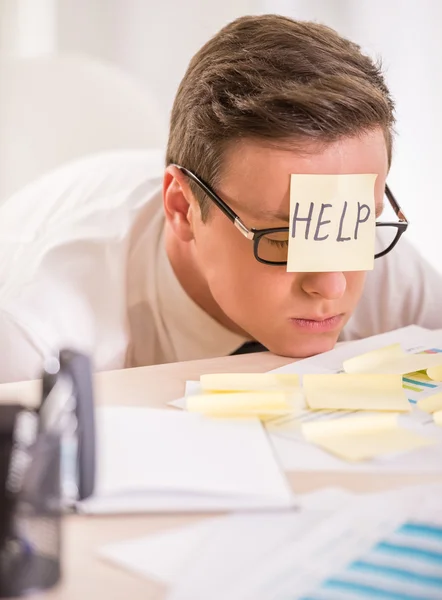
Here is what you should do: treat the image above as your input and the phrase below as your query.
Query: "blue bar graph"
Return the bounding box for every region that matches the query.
[297,519,442,600]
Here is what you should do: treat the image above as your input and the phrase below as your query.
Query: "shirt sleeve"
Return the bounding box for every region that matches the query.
[342,236,442,341]
[0,311,46,383]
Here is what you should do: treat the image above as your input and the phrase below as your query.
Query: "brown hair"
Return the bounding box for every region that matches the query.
[167,14,395,219]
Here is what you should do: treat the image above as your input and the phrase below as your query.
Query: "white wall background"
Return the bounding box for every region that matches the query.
[1,0,441,272]
[55,0,262,115]
[0,0,57,56]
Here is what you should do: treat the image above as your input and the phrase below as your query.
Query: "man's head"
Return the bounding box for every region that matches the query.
[163,14,395,357]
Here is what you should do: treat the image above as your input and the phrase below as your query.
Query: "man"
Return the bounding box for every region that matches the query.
[0,15,441,383]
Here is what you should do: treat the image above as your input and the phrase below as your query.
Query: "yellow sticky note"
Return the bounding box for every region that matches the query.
[200,373,300,393]
[302,413,434,462]
[302,373,409,411]
[302,413,399,437]
[426,365,442,382]
[343,345,442,376]
[434,410,442,426]
[186,391,295,418]
[407,371,433,381]
[385,354,442,375]
[343,344,405,374]
[287,174,376,273]
[307,429,433,462]
[417,393,442,414]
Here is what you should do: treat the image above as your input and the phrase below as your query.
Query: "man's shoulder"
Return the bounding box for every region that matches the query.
[0,149,166,334]
[0,149,165,237]
[0,149,165,271]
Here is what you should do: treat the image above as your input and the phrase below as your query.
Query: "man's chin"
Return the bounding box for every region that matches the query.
[267,332,340,359]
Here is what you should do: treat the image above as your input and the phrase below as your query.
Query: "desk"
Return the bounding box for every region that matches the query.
[1,352,440,600]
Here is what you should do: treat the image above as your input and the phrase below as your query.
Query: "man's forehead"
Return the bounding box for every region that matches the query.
[222,131,389,182]
[224,177,385,223]
[219,133,389,220]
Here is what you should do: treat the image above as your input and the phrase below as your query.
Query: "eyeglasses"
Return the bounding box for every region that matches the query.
[176,166,409,266]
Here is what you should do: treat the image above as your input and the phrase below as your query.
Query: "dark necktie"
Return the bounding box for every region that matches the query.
[230,340,268,355]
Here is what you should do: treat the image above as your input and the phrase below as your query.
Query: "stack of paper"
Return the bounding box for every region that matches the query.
[78,407,294,514]
[98,488,356,586]
[98,483,442,600]
[165,483,442,600]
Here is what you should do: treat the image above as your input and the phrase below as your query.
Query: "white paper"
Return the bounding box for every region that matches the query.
[184,380,202,397]
[169,381,201,410]
[170,396,186,410]
[168,484,442,600]
[99,519,218,584]
[98,488,356,586]
[78,407,294,514]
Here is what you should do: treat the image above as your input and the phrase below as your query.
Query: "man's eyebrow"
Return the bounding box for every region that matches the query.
[254,209,290,222]
[227,199,290,223]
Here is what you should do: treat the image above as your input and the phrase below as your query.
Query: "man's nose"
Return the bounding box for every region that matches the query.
[299,271,347,300]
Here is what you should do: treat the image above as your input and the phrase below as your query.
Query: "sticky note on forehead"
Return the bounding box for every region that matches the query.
[287,174,377,272]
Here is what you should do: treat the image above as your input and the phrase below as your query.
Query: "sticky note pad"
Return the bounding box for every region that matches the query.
[375,354,442,376]
[302,413,434,462]
[417,393,442,414]
[302,413,399,437]
[343,344,405,374]
[305,428,433,462]
[302,373,409,411]
[343,344,442,376]
[186,392,297,418]
[434,411,442,427]
[426,365,442,382]
[287,174,376,273]
[200,373,300,393]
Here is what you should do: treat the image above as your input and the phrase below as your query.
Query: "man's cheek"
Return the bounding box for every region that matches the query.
[213,277,259,315]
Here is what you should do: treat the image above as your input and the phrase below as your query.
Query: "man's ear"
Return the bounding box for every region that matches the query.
[163,166,198,242]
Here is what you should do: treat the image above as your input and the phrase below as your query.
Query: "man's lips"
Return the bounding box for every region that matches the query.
[289,314,344,332]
